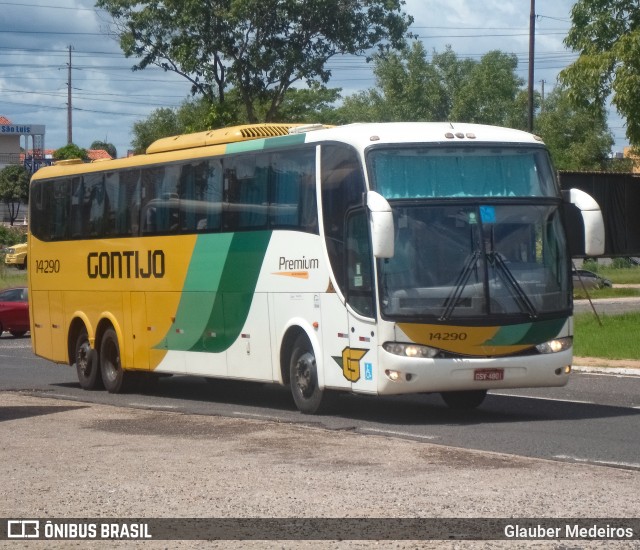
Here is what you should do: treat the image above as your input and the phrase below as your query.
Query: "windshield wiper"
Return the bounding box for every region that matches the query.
[488,252,537,318]
[440,250,480,321]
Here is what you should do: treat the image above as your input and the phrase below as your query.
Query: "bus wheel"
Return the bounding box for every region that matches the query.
[75,329,102,390]
[100,327,130,393]
[440,390,487,410]
[290,334,326,414]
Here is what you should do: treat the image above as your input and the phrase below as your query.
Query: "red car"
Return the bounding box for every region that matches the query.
[0,287,30,338]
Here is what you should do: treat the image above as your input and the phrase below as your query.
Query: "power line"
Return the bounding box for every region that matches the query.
[0,1,100,11]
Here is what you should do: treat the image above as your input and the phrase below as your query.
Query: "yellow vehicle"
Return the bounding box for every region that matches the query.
[4,242,27,269]
[28,122,605,413]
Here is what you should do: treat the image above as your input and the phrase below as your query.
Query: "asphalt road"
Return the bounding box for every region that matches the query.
[2,334,640,472]
[574,295,640,315]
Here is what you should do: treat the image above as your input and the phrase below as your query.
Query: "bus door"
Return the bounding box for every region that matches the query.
[345,209,378,394]
[319,292,351,391]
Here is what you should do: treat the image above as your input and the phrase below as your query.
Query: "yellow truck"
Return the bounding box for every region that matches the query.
[4,242,27,269]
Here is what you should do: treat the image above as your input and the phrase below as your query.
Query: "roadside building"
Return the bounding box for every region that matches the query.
[0,115,46,172]
[0,115,112,224]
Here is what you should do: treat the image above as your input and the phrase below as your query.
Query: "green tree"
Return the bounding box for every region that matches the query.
[0,165,29,226]
[330,90,382,124]
[431,46,476,117]
[451,51,527,128]
[561,0,640,145]
[131,89,341,153]
[535,87,614,171]
[335,45,529,128]
[130,97,233,154]
[263,84,341,123]
[97,0,412,122]
[372,42,448,121]
[333,43,457,124]
[130,108,182,155]
[90,140,117,158]
[53,144,89,161]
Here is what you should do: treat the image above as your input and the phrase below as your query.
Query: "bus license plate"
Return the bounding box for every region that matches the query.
[474,368,504,381]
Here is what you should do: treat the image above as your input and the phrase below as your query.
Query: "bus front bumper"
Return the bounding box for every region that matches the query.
[375,348,573,395]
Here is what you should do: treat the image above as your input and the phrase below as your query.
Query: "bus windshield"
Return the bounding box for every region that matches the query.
[368,145,558,198]
[378,203,570,321]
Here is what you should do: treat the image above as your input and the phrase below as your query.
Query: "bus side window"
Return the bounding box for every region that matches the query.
[140,166,165,234]
[104,171,120,236]
[223,154,269,231]
[202,159,223,231]
[345,209,374,317]
[50,179,70,240]
[321,144,366,296]
[70,177,84,238]
[179,160,222,232]
[270,148,317,233]
[84,173,107,238]
[120,170,141,236]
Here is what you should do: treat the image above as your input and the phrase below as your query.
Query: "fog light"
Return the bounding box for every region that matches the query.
[385,369,401,381]
[564,365,571,374]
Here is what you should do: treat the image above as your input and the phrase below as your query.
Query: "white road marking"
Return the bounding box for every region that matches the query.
[129,403,178,410]
[494,393,594,405]
[554,454,640,470]
[232,412,283,422]
[362,428,437,440]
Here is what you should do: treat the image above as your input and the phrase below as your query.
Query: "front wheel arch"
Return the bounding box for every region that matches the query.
[289,333,332,415]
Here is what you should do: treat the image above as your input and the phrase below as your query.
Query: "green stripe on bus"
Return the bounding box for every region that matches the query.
[155,231,272,353]
[226,133,307,154]
[486,317,567,346]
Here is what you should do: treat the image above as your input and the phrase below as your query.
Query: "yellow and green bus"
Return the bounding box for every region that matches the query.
[28,122,604,413]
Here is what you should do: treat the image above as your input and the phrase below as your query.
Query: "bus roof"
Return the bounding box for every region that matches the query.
[31,122,544,181]
[300,121,544,147]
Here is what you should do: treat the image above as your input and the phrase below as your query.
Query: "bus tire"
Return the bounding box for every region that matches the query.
[75,329,102,390]
[440,389,487,410]
[289,334,328,414]
[100,327,130,393]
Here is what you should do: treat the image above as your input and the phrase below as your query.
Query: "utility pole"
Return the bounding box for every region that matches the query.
[67,45,73,144]
[540,79,546,111]
[528,0,535,132]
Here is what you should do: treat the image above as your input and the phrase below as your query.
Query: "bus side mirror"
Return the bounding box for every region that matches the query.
[367,191,394,258]
[563,188,605,256]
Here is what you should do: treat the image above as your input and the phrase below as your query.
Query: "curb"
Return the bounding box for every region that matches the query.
[572,365,640,377]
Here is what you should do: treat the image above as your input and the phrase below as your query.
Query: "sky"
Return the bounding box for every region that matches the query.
[0,0,630,158]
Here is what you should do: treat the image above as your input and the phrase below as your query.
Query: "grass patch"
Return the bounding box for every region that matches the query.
[573,287,640,300]
[584,265,640,284]
[0,265,27,289]
[574,312,640,360]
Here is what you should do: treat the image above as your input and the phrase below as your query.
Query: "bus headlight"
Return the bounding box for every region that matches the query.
[383,342,438,358]
[536,336,572,354]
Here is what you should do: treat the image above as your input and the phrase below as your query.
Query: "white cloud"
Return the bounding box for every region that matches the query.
[1,0,191,157]
[0,0,629,155]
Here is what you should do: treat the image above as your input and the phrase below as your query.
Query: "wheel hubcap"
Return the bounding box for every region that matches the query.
[77,342,90,376]
[295,352,315,397]
[103,340,119,383]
